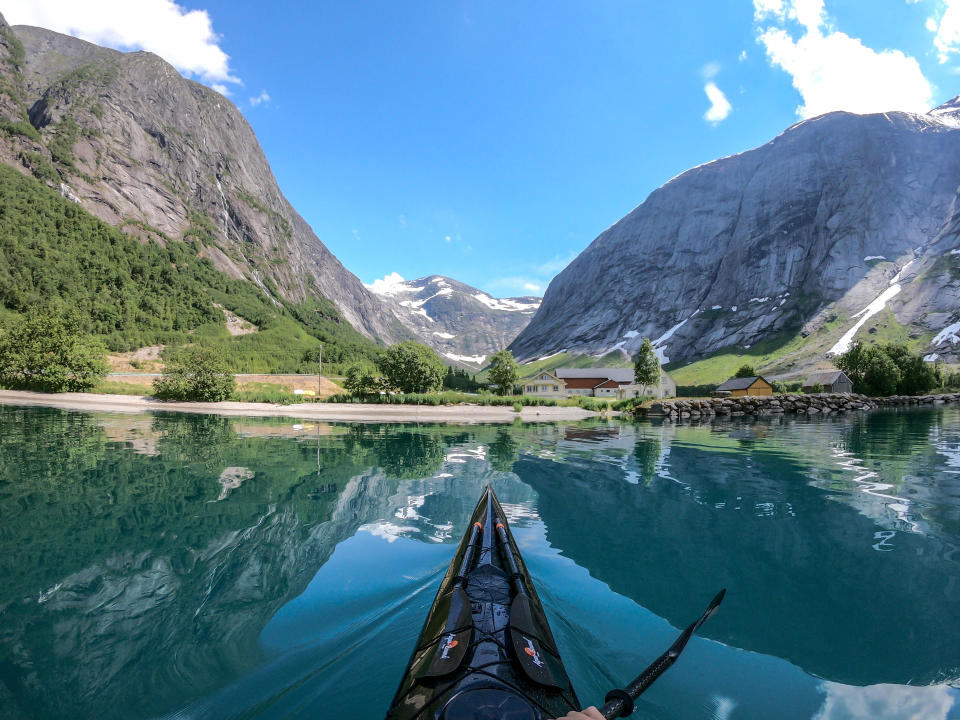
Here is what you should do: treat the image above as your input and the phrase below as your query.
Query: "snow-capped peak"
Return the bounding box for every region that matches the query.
[929,96,960,128]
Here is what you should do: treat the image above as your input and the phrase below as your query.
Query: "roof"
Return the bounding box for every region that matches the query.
[563,377,610,389]
[594,379,621,389]
[716,376,771,391]
[803,370,849,387]
[556,367,634,383]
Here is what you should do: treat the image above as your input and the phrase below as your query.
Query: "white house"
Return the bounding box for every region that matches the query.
[522,367,676,399]
[615,370,677,400]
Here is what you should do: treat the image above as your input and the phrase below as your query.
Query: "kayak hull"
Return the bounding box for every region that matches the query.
[386,486,580,720]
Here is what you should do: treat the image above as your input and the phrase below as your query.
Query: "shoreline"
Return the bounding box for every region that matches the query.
[0,389,600,424]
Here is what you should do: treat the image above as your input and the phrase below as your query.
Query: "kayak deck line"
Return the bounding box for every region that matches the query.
[385,485,580,720]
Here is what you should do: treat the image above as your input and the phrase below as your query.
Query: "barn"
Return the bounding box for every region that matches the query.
[715,376,774,397]
[803,370,854,394]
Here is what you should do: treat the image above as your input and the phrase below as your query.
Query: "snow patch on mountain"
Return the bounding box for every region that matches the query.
[445,352,487,365]
[472,293,541,312]
[828,284,903,356]
[932,321,960,347]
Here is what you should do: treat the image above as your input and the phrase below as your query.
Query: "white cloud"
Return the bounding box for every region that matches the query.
[249,89,270,107]
[739,49,749,61]
[444,235,452,243]
[702,61,721,79]
[3,0,241,89]
[814,681,956,720]
[704,82,733,123]
[928,0,960,62]
[533,250,578,276]
[487,276,544,296]
[754,0,785,19]
[754,0,933,117]
[364,272,412,296]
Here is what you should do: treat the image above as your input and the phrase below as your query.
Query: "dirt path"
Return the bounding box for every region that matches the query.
[0,389,599,424]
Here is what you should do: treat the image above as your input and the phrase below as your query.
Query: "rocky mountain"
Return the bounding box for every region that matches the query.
[0,16,405,345]
[366,273,540,368]
[510,99,960,377]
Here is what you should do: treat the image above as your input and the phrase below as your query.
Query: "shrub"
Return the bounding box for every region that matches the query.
[612,396,651,411]
[0,309,107,392]
[512,401,522,412]
[153,347,235,401]
[734,364,757,378]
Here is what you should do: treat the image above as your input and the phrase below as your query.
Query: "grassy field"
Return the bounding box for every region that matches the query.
[92,374,344,401]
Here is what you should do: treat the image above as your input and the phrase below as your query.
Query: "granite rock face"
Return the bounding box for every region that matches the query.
[511,102,960,372]
[366,274,540,368]
[0,17,404,343]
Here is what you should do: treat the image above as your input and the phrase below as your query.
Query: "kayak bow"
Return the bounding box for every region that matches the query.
[385,485,580,720]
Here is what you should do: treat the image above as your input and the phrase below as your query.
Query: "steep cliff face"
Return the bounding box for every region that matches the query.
[511,101,960,374]
[366,274,540,367]
[0,17,403,343]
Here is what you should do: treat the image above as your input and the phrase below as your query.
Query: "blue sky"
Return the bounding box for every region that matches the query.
[5,0,960,296]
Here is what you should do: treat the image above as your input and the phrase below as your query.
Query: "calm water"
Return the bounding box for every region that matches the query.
[0,406,958,720]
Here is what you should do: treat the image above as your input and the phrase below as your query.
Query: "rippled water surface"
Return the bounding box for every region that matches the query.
[0,405,958,719]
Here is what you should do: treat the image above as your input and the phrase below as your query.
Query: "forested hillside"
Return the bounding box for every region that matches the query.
[0,163,381,373]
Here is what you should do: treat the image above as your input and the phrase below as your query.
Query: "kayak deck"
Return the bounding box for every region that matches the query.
[386,485,580,720]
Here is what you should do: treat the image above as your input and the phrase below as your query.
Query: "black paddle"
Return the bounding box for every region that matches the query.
[598,589,726,719]
[494,517,562,689]
[422,521,483,677]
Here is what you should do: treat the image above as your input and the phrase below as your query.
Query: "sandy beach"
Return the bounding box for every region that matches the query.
[0,389,600,424]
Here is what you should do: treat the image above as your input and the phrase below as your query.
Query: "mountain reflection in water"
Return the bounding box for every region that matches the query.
[0,406,957,719]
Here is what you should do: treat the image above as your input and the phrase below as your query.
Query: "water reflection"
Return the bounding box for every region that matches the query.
[0,407,957,719]
[520,415,960,686]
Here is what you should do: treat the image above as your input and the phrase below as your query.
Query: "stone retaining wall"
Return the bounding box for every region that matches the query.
[643,392,960,422]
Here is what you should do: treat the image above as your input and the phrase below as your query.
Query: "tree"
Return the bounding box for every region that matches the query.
[488,349,519,396]
[861,349,899,396]
[734,364,757,378]
[343,362,377,398]
[633,338,661,394]
[881,343,938,395]
[836,342,934,396]
[0,309,107,392]
[377,341,445,393]
[153,347,235,401]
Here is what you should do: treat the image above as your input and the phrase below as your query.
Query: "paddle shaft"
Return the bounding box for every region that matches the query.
[455,521,483,586]
[598,589,726,719]
[495,521,525,596]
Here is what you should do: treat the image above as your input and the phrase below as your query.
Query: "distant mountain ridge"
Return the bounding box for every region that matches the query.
[511,98,960,378]
[366,273,540,367]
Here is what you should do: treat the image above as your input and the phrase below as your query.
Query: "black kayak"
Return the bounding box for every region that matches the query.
[385,485,580,720]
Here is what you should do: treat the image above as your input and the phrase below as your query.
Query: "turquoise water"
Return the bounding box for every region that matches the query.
[0,405,958,719]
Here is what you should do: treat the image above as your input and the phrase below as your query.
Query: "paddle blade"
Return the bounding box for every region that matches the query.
[421,587,473,678]
[508,594,562,689]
